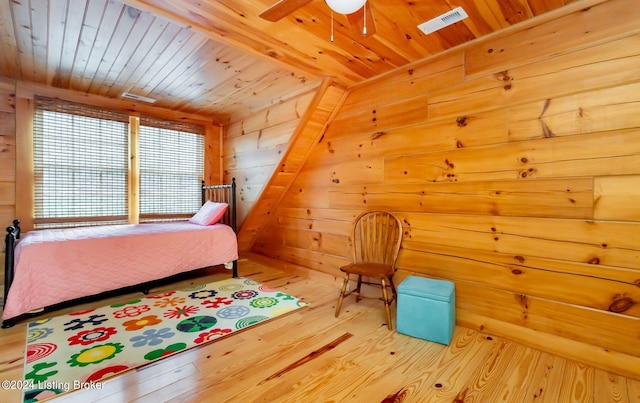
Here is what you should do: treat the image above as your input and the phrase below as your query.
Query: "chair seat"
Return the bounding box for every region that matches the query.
[340,262,394,277]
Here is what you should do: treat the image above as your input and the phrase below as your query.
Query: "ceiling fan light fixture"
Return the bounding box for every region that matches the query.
[325,0,366,15]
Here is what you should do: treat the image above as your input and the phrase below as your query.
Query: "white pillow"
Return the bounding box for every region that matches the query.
[189,201,228,226]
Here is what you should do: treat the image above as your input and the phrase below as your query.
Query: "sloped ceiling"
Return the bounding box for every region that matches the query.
[0,0,576,122]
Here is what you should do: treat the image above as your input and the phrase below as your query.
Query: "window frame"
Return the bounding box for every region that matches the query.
[15,92,219,232]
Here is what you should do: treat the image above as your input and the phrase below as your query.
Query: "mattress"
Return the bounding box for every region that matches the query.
[3,222,238,320]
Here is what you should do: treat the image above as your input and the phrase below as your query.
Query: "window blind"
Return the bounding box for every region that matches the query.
[138,116,204,222]
[33,97,130,228]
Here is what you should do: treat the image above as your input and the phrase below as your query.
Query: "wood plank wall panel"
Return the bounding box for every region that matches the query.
[223,90,317,226]
[235,81,348,251]
[328,180,593,219]
[249,0,640,379]
[203,124,222,185]
[594,176,640,221]
[465,0,640,79]
[430,35,640,120]
[0,80,15,290]
[0,139,15,186]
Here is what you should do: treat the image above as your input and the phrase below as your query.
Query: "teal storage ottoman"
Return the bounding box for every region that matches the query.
[397,276,455,345]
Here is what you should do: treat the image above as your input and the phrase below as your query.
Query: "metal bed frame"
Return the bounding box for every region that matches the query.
[2,178,237,328]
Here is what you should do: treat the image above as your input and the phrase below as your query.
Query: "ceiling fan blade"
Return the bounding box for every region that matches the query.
[347,1,376,37]
[259,0,315,22]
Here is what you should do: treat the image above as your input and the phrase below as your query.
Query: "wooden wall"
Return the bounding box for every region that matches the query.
[223,89,318,226]
[0,78,16,281]
[250,0,640,379]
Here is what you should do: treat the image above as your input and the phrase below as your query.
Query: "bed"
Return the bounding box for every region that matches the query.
[2,180,238,328]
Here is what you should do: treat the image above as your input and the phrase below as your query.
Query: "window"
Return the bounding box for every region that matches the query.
[139,116,204,222]
[33,97,130,228]
[33,97,205,228]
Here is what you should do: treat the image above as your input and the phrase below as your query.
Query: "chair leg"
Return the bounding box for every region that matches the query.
[335,274,349,318]
[388,276,397,303]
[380,277,393,330]
[355,275,363,302]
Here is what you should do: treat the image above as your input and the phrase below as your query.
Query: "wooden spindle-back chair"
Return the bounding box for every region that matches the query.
[335,211,403,330]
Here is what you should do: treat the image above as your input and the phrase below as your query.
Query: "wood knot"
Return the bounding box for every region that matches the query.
[519,167,537,178]
[512,269,523,275]
[497,70,512,81]
[516,294,528,308]
[372,131,386,140]
[541,121,556,138]
[456,116,468,127]
[514,255,525,263]
[331,178,340,184]
[453,387,470,403]
[265,49,283,59]
[588,257,600,265]
[609,297,634,313]
[382,388,408,403]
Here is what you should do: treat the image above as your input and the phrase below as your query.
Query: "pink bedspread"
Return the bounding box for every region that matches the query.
[3,222,238,320]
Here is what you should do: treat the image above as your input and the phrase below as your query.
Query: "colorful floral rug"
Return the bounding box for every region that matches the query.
[22,277,308,402]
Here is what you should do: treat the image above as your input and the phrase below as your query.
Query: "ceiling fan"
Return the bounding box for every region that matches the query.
[259,0,377,38]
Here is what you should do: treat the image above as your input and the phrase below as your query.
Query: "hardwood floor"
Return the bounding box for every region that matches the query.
[1,255,639,402]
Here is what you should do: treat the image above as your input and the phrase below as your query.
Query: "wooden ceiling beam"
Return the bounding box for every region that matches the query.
[259,0,314,22]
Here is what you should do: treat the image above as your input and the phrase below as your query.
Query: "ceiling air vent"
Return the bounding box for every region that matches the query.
[417,6,468,35]
[121,92,156,104]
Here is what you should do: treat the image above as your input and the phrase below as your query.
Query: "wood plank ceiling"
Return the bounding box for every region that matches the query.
[0,0,574,123]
